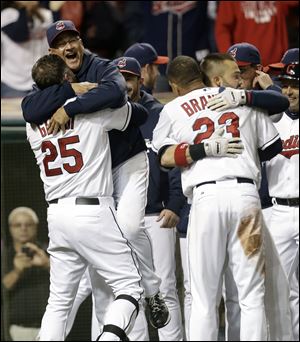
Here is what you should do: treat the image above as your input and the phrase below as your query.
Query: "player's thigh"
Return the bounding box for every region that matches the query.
[75,205,143,299]
[115,153,149,236]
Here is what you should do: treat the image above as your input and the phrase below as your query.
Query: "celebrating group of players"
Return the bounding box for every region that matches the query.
[22,20,298,341]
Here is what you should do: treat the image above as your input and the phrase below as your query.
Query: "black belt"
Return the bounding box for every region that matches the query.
[48,197,100,205]
[196,177,254,188]
[274,197,299,207]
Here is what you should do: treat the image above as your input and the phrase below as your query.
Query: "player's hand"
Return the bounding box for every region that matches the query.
[14,253,32,273]
[204,128,244,158]
[47,107,70,135]
[252,70,273,90]
[157,209,179,228]
[24,243,50,270]
[207,88,247,111]
[71,82,98,95]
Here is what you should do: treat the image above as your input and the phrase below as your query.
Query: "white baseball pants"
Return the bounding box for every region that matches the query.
[39,197,143,341]
[188,180,267,341]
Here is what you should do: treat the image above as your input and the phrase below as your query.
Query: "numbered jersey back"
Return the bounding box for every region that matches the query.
[153,87,279,198]
[26,103,131,201]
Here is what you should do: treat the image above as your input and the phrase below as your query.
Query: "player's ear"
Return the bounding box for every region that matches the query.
[140,77,144,85]
[213,76,222,87]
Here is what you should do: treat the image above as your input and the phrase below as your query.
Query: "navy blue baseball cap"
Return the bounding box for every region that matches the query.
[227,42,261,66]
[268,48,299,69]
[114,57,141,77]
[47,20,79,47]
[124,43,169,67]
[277,63,299,81]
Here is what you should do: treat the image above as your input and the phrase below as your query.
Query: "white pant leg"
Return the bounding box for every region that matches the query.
[223,266,240,341]
[268,204,299,341]
[65,269,92,337]
[146,215,184,341]
[179,236,191,341]
[113,152,161,297]
[41,199,143,341]
[90,266,149,342]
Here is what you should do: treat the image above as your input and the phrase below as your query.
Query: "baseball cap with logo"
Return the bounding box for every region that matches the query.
[268,48,299,69]
[124,43,169,67]
[47,20,80,47]
[227,42,261,66]
[277,62,299,81]
[114,57,141,77]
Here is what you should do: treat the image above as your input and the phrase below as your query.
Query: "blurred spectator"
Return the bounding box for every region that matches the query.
[140,1,212,61]
[1,1,53,98]
[2,207,50,341]
[215,1,299,66]
[79,1,126,59]
[123,1,215,90]
[39,1,84,29]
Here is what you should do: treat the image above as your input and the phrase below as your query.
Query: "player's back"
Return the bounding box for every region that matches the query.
[27,103,131,201]
[154,87,280,197]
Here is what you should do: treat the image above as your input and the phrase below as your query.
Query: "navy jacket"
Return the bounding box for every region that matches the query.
[22,50,127,124]
[21,51,148,168]
[139,90,186,216]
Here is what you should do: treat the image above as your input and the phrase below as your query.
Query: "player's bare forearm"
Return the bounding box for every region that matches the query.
[160,145,193,168]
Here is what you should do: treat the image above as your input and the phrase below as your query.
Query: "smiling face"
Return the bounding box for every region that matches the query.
[281,79,299,113]
[49,31,84,72]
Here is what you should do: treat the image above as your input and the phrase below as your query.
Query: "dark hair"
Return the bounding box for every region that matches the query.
[167,55,203,87]
[31,54,71,89]
[200,53,236,86]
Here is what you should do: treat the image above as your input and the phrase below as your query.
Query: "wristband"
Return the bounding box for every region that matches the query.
[245,90,252,105]
[189,143,206,161]
[174,143,189,167]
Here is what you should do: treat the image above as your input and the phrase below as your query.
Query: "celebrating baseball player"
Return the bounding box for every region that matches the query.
[21,20,171,333]
[115,56,186,340]
[152,56,283,341]
[265,50,299,341]
[202,48,291,341]
[26,54,147,341]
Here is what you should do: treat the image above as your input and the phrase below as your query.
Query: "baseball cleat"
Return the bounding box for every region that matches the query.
[146,292,170,329]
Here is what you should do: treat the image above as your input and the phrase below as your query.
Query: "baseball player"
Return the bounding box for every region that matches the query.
[124,42,169,94]
[202,49,290,341]
[26,54,146,341]
[115,56,185,341]
[22,20,170,332]
[265,57,299,341]
[152,56,283,341]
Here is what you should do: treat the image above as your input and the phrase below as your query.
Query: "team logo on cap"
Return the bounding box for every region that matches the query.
[229,48,237,58]
[286,64,297,76]
[56,21,65,31]
[117,58,126,69]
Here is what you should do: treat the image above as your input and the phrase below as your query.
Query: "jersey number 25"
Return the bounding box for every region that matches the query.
[193,112,240,144]
[42,136,83,177]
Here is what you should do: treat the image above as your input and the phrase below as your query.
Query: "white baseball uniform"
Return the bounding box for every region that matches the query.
[152,87,280,341]
[265,112,299,341]
[26,100,144,341]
